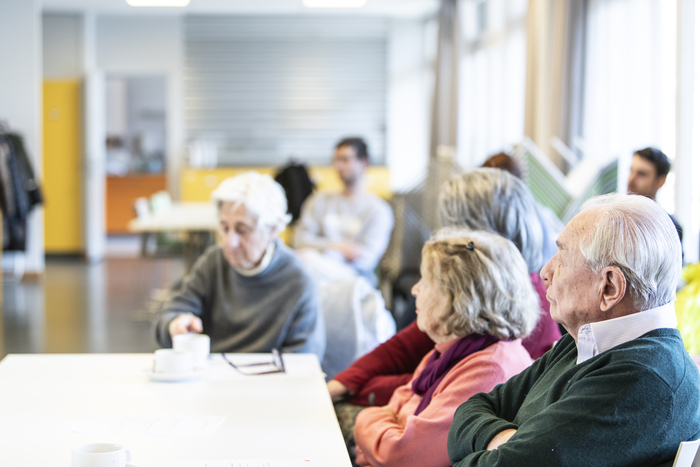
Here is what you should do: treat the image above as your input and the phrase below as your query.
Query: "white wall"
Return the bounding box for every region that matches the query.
[127,76,167,165]
[105,77,128,136]
[386,19,432,191]
[0,0,44,274]
[96,16,184,197]
[43,13,83,79]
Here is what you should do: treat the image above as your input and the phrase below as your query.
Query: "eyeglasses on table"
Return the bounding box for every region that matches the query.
[221,348,286,375]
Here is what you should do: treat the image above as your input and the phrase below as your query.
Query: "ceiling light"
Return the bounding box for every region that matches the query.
[126,0,190,6]
[303,0,368,8]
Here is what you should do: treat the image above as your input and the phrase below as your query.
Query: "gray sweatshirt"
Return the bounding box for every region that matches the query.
[293,191,394,277]
[154,240,325,360]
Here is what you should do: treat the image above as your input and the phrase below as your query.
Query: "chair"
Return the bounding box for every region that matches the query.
[320,277,396,380]
[141,191,185,256]
[673,439,700,467]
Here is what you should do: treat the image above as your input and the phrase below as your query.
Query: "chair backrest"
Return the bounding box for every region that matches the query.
[319,277,396,380]
[150,191,173,215]
[673,439,700,467]
[134,197,150,219]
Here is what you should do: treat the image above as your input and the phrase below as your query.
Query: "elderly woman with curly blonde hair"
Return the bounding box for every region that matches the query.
[353,228,538,467]
[154,171,325,359]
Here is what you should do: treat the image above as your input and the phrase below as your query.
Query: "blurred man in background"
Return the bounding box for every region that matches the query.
[294,137,393,284]
[627,147,683,245]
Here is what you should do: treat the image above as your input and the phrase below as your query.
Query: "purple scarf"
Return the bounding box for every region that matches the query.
[411,333,499,415]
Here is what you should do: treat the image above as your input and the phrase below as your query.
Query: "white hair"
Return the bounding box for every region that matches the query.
[579,193,681,310]
[438,168,544,272]
[210,172,291,233]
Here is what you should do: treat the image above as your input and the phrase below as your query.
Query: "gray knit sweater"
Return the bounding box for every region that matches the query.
[154,240,326,360]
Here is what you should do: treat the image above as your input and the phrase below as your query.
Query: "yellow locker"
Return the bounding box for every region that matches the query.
[43,80,83,253]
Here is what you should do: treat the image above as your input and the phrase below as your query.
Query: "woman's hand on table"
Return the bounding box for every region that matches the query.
[169,313,203,338]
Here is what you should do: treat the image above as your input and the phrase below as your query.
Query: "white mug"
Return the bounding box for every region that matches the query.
[173,333,210,369]
[71,443,131,467]
[153,348,194,374]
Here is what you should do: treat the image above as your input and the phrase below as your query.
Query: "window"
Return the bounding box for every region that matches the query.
[456,0,528,168]
[582,0,677,212]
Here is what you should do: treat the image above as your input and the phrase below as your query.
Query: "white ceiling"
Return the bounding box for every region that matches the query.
[41,0,439,18]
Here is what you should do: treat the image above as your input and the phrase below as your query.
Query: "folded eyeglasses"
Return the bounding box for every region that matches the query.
[221,348,286,375]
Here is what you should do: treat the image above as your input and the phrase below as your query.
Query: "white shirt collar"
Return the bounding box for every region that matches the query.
[231,242,276,277]
[576,301,677,364]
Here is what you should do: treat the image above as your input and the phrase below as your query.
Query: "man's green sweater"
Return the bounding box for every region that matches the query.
[448,329,700,467]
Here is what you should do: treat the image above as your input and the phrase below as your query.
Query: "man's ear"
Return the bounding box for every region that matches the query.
[655,174,668,191]
[600,266,627,311]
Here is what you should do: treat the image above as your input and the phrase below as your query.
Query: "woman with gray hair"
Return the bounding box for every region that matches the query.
[154,171,325,359]
[353,229,538,467]
[438,167,544,272]
[329,168,560,408]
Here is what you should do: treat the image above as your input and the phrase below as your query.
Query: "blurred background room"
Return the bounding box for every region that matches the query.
[0,0,698,358]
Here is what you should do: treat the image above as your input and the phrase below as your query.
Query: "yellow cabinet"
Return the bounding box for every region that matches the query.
[43,81,83,253]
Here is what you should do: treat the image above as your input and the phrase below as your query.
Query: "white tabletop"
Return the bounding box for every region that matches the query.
[0,353,351,467]
[128,203,218,232]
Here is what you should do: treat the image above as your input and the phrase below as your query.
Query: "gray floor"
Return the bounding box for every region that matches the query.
[0,255,186,359]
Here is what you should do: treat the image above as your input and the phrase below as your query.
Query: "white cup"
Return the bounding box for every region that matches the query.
[71,443,131,467]
[173,333,210,369]
[153,348,194,374]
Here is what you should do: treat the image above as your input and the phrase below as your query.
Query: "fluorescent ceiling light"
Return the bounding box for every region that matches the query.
[303,0,368,7]
[126,0,190,6]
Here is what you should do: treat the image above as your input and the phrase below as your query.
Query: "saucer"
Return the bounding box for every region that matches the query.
[145,368,205,382]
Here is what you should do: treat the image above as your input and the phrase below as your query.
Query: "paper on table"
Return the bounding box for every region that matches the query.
[155,461,322,467]
[71,415,226,437]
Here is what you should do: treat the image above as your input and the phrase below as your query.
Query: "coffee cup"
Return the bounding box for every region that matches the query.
[71,443,131,467]
[173,333,210,368]
[153,348,194,374]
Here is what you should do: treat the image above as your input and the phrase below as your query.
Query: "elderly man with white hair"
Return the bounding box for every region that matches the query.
[447,193,700,467]
[154,172,325,359]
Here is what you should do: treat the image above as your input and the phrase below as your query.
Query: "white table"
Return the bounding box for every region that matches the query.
[128,203,218,233]
[0,353,351,467]
[128,202,218,269]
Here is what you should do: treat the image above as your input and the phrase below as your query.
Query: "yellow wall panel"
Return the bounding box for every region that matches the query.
[180,166,391,202]
[43,81,83,253]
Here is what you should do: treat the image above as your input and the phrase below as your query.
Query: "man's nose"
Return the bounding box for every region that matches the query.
[540,259,552,285]
[227,232,240,248]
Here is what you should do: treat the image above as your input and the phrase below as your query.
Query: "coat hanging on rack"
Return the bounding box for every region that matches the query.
[0,124,43,251]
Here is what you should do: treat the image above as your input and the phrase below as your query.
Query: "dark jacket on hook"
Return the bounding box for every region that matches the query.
[0,133,43,251]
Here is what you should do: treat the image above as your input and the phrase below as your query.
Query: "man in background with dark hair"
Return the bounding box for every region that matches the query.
[294,137,393,284]
[628,147,683,245]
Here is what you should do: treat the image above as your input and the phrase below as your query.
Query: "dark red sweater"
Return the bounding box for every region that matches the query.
[334,272,560,406]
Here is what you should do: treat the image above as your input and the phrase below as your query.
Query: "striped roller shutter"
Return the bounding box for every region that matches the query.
[185,15,387,166]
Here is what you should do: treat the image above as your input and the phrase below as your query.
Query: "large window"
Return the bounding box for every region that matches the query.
[456,0,528,168]
[583,0,677,212]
